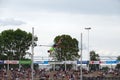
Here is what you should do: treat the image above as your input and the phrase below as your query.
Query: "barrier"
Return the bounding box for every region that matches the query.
[0,60,120,64]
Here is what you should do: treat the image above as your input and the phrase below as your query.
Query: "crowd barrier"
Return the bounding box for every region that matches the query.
[0,60,120,64]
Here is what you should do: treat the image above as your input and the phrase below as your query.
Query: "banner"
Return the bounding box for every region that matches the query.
[63,61,76,64]
[34,61,48,64]
[77,61,89,64]
[90,61,99,64]
[19,60,31,64]
[4,60,19,64]
[0,60,4,64]
[48,61,63,64]
[106,60,117,64]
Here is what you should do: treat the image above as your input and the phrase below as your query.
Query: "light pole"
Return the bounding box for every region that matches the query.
[85,27,91,71]
[80,33,83,80]
[31,27,34,80]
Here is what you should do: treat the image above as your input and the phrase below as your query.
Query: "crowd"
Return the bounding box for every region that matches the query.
[0,68,32,80]
[0,67,120,80]
[0,68,81,80]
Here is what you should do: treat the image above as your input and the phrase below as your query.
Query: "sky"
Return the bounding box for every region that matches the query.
[0,0,120,60]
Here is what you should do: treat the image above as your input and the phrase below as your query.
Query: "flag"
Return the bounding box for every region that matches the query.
[48,47,55,53]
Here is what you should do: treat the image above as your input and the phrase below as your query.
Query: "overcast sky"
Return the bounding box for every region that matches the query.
[0,0,120,60]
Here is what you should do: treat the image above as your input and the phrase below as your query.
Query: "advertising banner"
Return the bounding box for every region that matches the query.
[19,60,31,64]
[77,61,89,64]
[4,60,19,64]
[106,60,117,64]
[34,61,48,64]
[0,60,4,64]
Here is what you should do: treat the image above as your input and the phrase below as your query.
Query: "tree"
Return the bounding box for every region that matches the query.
[52,34,80,61]
[89,51,100,71]
[116,56,120,70]
[0,29,38,60]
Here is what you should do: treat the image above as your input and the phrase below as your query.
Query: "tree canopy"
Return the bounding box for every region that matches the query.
[49,34,80,61]
[90,51,100,61]
[0,29,38,60]
[89,51,100,71]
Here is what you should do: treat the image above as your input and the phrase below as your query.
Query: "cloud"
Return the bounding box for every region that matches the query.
[4,0,119,15]
[1,0,120,16]
[0,18,26,26]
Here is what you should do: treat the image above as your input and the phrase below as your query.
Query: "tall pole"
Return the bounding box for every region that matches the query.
[7,58,10,80]
[85,27,91,71]
[65,57,66,71]
[19,48,21,71]
[31,27,34,80]
[80,33,83,80]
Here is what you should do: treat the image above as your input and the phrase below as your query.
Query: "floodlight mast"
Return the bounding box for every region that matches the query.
[85,27,91,71]
[80,33,83,80]
[31,27,34,80]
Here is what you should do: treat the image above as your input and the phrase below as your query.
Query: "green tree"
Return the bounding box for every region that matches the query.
[116,56,120,70]
[0,29,38,60]
[89,51,100,71]
[53,35,80,61]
